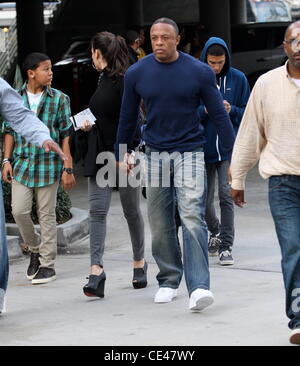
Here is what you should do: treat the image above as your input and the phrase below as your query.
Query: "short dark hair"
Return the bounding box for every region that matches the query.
[23,52,50,74]
[152,17,179,36]
[124,30,140,46]
[207,44,226,57]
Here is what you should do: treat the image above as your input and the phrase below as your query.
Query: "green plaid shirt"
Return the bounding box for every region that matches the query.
[3,83,71,187]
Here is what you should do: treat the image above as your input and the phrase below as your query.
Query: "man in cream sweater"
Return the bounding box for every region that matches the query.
[230,21,300,345]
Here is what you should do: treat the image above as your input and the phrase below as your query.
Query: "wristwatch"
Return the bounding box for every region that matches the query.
[63,168,74,174]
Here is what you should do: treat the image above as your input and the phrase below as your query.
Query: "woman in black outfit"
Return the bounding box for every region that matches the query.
[72,32,147,298]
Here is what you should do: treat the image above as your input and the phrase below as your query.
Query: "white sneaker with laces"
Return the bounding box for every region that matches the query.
[154,287,178,303]
[189,289,214,311]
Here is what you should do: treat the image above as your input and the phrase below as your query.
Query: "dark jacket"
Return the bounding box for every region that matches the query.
[70,71,140,177]
[198,37,250,163]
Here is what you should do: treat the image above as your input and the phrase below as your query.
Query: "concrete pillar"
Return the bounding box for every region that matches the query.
[199,0,231,48]
[230,0,247,24]
[16,0,46,69]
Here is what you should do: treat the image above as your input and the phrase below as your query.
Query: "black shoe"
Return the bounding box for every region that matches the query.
[32,267,56,285]
[219,250,234,266]
[208,234,221,257]
[83,272,106,298]
[27,252,40,280]
[132,261,148,289]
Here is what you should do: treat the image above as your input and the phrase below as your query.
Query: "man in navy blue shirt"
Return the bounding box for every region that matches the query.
[115,18,235,311]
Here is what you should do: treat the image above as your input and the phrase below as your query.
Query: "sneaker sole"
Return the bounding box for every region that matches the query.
[208,252,219,257]
[290,330,300,345]
[26,271,39,281]
[154,297,176,303]
[190,295,214,311]
[32,275,56,285]
[219,260,234,266]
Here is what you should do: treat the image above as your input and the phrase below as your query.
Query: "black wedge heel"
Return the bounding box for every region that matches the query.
[83,272,106,298]
[132,261,148,289]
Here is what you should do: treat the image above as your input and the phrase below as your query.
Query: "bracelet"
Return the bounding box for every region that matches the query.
[2,158,11,167]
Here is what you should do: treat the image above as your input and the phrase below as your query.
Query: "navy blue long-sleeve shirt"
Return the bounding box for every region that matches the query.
[115,51,235,160]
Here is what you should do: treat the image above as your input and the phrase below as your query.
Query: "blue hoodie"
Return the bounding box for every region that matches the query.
[198,37,250,163]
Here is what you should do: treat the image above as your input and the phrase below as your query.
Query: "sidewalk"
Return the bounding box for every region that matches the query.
[0,165,291,346]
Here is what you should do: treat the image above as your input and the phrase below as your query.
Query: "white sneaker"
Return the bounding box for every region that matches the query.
[154,287,178,303]
[189,289,214,311]
[0,292,6,315]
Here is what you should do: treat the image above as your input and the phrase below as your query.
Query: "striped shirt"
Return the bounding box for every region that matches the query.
[3,83,71,188]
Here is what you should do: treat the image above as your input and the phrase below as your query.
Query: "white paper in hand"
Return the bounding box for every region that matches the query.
[70,108,96,131]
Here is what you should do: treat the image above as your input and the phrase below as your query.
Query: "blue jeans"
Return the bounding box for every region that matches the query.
[268,175,300,329]
[145,147,209,295]
[205,160,234,252]
[0,180,8,310]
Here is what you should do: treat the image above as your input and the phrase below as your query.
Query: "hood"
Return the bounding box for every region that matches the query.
[200,37,230,78]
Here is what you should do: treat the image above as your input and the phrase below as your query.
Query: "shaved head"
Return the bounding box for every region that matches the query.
[285,21,300,40]
[152,18,179,36]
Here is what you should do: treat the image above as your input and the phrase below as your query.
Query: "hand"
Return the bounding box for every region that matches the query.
[124,152,135,176]
[61,171,76,191]
[2,162,13,183]
[116,161,133,175]
[80,120,93,132]
[116,152,135,176]
[42,140,68,161]
[231,189,246,208]
[223,100,231,114]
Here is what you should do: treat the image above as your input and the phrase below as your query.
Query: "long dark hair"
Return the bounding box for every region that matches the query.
[91,31,129,80]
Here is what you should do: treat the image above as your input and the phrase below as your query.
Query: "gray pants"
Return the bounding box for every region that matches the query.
[205,160,234,252]
[88,176,145,267]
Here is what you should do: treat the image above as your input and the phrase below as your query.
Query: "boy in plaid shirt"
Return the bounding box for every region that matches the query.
[2,53,75,284]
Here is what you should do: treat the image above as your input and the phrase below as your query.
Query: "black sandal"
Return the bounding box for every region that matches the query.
[83,272,106,298]
[132,261,148,289]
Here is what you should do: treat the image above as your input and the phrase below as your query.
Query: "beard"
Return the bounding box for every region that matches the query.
[292,58,300,68]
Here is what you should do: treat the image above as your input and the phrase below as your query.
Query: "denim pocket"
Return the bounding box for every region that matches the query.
[268,176,287,191]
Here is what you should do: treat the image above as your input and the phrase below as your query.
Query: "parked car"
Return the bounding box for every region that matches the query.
[231,22,288,88]
[52,38,97,114]
[61,40,90,60]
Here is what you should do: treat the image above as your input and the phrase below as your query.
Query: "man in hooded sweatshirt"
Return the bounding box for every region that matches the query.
[198,37,250,265]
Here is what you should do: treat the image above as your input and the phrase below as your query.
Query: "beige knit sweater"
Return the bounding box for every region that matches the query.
[231,63,300,191]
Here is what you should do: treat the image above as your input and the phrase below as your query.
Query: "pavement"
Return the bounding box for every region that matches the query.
[0,163,295,347]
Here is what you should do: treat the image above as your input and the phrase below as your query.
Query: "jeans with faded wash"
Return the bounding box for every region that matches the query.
[145,147,210,295]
